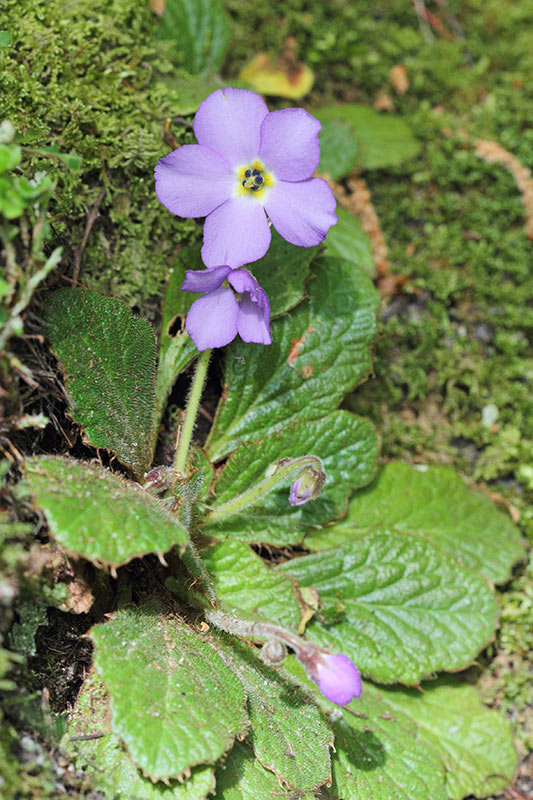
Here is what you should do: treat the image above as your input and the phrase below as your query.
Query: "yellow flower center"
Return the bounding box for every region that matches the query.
[236,160,274,199]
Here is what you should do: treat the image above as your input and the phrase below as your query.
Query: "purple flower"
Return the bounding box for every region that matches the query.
[181,266,272,351]
[312,653,362,706]
[155,87,337,268]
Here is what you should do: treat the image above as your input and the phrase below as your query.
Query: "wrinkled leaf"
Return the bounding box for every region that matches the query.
[206,258,379,461]
[318,118,360,180]
[286,659,447,800]
[307,462,524,584]
[205,411,378,545]
[155,0,230,74]
[278,529,498,684]
[46,288,156,479]
[201,541,301,628]
[26,457,187,565]
[378,677,517,800]
[210,636,332,792]
[69,671,215,799]
[90,601,248,780]
[324,207,376,277]
[316,105,420,170]
[213,741,294,799]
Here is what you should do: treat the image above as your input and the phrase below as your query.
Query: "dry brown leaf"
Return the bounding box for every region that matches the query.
[390,65,409,94]
[374,91,395,112]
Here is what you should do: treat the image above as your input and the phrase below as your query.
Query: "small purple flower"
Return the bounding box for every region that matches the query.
[181,266,272,351]
[155,87,337,268]
[289,465,326,506]
[312,653,362,706]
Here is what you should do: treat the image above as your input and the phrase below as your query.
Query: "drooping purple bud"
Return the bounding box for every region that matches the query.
[289,466,326,506]
[312,653,362,706]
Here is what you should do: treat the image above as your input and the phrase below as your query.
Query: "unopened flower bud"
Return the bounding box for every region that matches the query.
[259,639,287,665]
[311,653,362,705]
[289,466,326,506]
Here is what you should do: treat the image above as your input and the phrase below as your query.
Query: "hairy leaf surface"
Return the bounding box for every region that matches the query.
[69,672,214,799]
[209,636,332,792]
[90,602,248,780]
[25,457,187,565]
[46,288,156,478]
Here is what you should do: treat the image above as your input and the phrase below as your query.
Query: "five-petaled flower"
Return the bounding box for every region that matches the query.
[312,653,362,706]
[155,87,337,268]
[181,266,272,351]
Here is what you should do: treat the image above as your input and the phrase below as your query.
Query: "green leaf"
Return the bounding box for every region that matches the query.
[286,659,447,800]
[378,677,517,800]
[307,462,524,585]
[248,229,318,317]
[0,143,21,172]
[25,457,187,566]
[205,411,378,545]
[318,117,360,179]
[0,31,12,47]
[45,288,156,479]
[154,249,200,432]
[213,741,294,799]
[69,671,215,800]
[29,145,82,171]
[316,105,420,170]
[210,636,333,793]
[206,258,379,461]
[277,529,498,684]
[324,207,376,277]
[155,0,230,74]
[200,541,301,628]
[90,601,248,781]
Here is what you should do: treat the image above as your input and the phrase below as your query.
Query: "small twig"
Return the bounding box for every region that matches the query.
[434,0,465,39]
[72,186,105,284]
[69,733,107,742]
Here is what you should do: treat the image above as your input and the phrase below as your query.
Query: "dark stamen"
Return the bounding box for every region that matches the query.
[251,185,260,191]
[252,168,261,176]
[242,180,247,186]
[244,169,252,178]
[254,176,263,185]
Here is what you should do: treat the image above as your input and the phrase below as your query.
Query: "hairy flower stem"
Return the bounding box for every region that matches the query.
[204,455,324,523]
[207,608,317,671]
[174,348,211,477]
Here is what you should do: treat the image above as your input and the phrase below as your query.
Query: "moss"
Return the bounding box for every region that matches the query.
[0,0,199,306]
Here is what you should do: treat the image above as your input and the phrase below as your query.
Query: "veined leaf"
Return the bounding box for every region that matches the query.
[45,288,156,479]
[278,529,498,684]
[90,601,248,781]
[25,456,187,566]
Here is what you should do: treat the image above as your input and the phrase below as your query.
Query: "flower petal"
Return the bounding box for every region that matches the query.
[154,145,234,218]
[193,88,269,168]
[259,109,321,181]
[228,270,272,343]
[265,178,337,247]
[202,198,271,268]
[181,266,231,294]
[185,286,238,350]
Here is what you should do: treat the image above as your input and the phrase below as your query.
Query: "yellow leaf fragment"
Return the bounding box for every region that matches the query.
[296,585,320,635]
[239,52,314,99]
[390,64,409,94]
